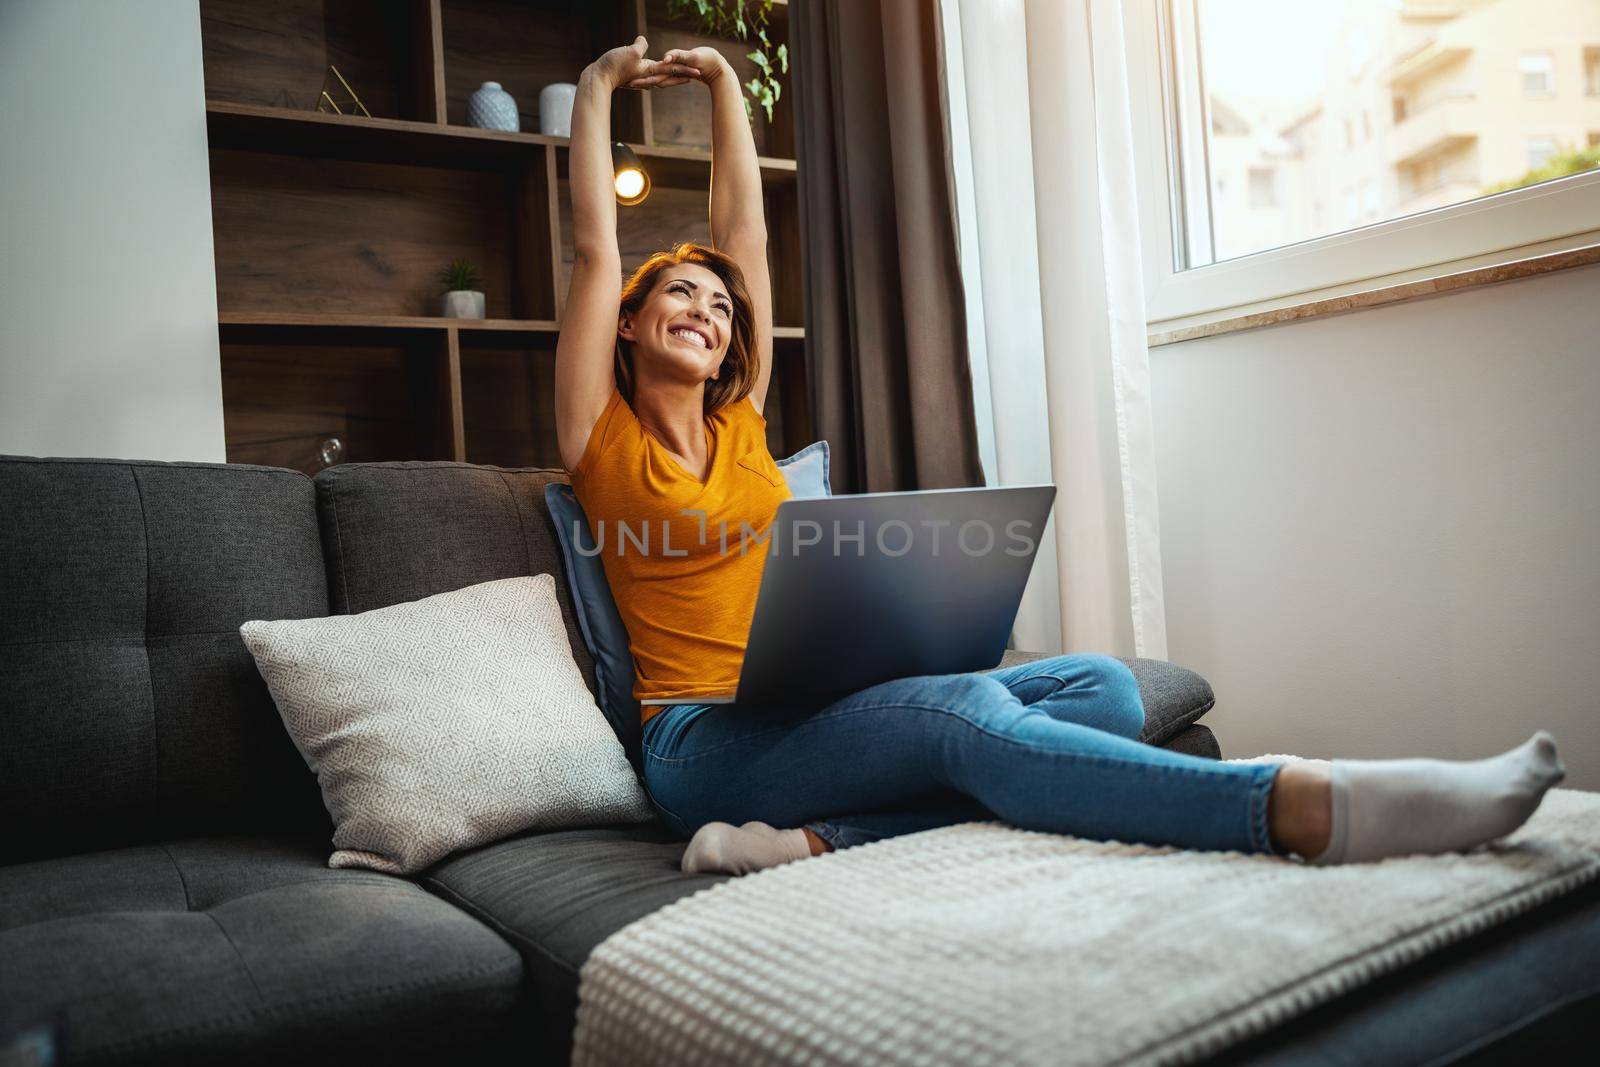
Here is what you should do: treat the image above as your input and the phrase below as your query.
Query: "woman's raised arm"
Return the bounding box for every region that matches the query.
[654,46,775,413]
[556,37,653,473]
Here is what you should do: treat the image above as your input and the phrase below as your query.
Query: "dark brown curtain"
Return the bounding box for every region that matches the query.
[792,0,986,494]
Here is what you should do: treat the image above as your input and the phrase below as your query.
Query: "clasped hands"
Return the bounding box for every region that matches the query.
[591,35,730,92]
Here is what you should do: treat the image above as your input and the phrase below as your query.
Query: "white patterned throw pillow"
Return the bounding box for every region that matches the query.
[240,573,655,874]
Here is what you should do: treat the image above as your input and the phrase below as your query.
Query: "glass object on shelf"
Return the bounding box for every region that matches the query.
[319,436,345,468]
[1165,0,1600,268]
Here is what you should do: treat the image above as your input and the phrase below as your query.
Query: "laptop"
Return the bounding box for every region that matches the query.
[641,483,1057,706]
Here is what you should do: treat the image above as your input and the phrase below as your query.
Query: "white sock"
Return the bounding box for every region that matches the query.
[681,820,813,875]
[1306,730,1566,865]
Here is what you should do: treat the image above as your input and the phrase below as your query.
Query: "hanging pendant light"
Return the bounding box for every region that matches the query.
[611,142,650,205]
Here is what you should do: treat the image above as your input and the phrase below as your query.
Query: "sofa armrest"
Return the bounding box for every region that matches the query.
[987,650,1217,748]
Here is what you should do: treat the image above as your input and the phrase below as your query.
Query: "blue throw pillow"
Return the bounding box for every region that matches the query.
[774,439,831,499]
[545,438,831,773]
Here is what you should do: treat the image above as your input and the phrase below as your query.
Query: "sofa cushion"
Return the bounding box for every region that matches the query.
[0,835,527,1066]
[422,822,724,1061]
[241,575,653,874]
[0,456,331,864]
[311,461,598,700]
[1164,723,1221,759]
[990,650,1216,747]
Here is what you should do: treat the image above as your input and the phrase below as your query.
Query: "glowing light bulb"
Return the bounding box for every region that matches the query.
[614,168,646,200]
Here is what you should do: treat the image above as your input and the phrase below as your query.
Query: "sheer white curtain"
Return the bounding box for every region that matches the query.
[942,0,1167,659]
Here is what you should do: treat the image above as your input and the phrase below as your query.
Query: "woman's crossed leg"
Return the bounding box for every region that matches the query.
[643,654,1282,862]
[642,652,1565,876]
[800,654,1149,851]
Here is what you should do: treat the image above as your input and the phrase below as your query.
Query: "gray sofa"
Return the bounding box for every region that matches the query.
[2,454,1596,1066]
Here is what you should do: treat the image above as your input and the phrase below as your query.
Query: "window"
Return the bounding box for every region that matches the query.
[1526,137,1559,171]
[1248,167,1278,208]
[1122,0,1600,326]
[1520,52,1554,96]
[1585,46,1600,95]
[1142,0,1600,267]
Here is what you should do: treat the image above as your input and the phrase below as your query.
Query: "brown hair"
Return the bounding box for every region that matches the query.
[615,242,758,415]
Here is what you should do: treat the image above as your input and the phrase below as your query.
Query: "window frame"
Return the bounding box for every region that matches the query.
[1124,0,1600,330]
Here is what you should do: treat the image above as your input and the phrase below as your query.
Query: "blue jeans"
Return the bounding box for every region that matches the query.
[640,654,1284,855]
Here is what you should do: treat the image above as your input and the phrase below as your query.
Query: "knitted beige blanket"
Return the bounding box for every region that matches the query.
[571,757,1600,1067]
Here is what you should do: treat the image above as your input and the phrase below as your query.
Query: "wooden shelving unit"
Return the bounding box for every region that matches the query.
[201,0,807,475]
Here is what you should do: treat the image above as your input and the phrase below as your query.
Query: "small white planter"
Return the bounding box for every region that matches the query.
[440,290,486,319]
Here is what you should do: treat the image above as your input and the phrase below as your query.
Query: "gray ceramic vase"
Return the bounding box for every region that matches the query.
[468,81,519,132]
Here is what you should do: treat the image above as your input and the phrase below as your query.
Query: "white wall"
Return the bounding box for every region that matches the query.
[0,0,224,462]
[1154,263,1600,788]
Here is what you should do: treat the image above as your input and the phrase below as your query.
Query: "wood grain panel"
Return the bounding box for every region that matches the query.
[220,327,452,473]
[460,336,562,468]
[408,0,448,122]
[511,150,560,320]
[556,178,710,290]
[432,327,467,460]
[201,0,423,120]
[773,334,809,452]
[210,148,514,318]
[764,177,804,328]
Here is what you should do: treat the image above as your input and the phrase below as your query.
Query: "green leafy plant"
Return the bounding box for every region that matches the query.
[1482,144,1600,196]
[436,257,481,295]
[666,0,789,124]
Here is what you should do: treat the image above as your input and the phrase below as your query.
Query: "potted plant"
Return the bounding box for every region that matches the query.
[436,257,485,319]
[666,0,788,124]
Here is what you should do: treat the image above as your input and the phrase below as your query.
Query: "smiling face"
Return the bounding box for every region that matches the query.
[617,262,733,389]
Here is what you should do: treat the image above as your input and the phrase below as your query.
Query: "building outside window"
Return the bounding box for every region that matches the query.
[1163,0,1600,266]
[1585,46,1600,95]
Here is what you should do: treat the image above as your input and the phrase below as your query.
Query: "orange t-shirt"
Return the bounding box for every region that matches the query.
[568,386,791,725]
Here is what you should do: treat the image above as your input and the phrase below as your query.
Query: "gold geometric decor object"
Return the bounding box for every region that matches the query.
[314,64,371,118]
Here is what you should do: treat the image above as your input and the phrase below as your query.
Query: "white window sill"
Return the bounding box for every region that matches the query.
[1147,236,1600,347]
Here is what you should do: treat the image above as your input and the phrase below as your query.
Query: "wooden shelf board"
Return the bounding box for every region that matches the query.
[218,313,799,338]
[219,311,560,332]
[206,101,796,184]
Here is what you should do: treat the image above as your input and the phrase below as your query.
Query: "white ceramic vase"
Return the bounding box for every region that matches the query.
[539,82,577,137]
[468,82,519,132]
[440,291,486,319]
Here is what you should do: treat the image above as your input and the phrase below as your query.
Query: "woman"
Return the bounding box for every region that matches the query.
[556,38,1566,876]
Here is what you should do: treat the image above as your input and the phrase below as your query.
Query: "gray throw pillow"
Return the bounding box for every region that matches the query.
[240,573,655,874]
